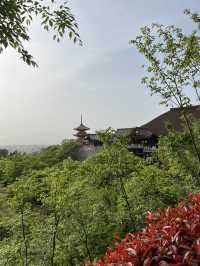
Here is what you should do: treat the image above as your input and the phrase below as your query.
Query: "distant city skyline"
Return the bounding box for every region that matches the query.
[0,0,199,145]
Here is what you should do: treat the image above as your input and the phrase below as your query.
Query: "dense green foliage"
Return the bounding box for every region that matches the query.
[0,132,199,265]
[0,140,81,185]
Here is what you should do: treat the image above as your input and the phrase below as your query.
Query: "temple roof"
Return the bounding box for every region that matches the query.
[73,131,88,137]
[73,115,90,131]
[141,105,200,136]
[116,105,200,138]
[73,123,90,131]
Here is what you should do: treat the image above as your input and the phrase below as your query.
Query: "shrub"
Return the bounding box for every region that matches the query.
[90,193,200,266]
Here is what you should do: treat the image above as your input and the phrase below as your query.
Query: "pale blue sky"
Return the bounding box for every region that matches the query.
[0,0,199,145]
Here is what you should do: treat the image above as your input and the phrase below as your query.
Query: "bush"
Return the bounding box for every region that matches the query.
[91,193,200,266]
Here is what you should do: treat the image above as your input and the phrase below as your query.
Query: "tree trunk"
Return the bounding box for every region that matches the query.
[20,208,28,266]
[51,213,60,266]
[182,110,200,179]
[79,218,92,263]
[119,175,136,230]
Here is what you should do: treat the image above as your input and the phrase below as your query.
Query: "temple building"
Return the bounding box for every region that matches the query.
[117,105,200,156]
[116,127,157,156]
[73,105,200,157]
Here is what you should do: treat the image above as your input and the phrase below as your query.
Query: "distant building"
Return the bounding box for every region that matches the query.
[117,105,200,156]
[73,116,102,146]
[116,127,157,156]
[73,115,90,143]
[86,134,102,146]
[73,106,200,157]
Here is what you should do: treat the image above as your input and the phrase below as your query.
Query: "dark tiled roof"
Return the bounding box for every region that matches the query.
[73,123,90,131]
[73,131,88,137]
[141,105,200,136]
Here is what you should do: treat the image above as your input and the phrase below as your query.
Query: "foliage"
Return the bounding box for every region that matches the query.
[155,120,200,181]
[185,9,200,30]
[91,193,200,266]
[0,140,81,185]
[96,128,116,147]
[131,21,200,108]
[0,149,8,158]
[118,164,192,232]
[37,139,81,166]
[0,139,198,265]
[131,9,200,173]
[0,0,81,66]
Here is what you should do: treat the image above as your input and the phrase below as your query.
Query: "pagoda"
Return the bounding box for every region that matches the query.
[73,116,90,143]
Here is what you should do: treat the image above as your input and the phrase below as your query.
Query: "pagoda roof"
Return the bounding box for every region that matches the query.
[73,123,90,131]
[74,116,90,131]
[73,131,88,137]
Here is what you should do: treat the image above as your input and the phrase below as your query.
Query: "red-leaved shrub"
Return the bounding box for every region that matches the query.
[90,193,200,266]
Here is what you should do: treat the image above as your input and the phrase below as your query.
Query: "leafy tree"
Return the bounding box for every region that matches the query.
[0,149,8,158]
[38,140,81,166]
[119,164,193,231]
[0,159,16,184]
[153,120,200,186]
[185,9,200,31]
[0,138,198,265]
[96,128,116,147]
[75,143,143,249]
[0,0,81,66]
[4,176,40,265]
[0,140,81,186]
[131,12,200,170]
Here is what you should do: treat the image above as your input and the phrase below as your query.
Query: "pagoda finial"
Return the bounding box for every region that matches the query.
[81,114,83,124]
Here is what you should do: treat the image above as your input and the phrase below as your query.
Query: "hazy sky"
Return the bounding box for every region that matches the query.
[0,0,199,145]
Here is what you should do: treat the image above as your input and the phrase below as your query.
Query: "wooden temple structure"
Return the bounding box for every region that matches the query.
[73,106,200,156]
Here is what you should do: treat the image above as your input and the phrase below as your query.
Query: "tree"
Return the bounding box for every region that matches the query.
[0,149,8,158]
[156,122,200,179]
[0,142,197,265]
[8,176,40,265]
[0,0,81,66]
[119,164,192,231]
[131,10,200,174]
